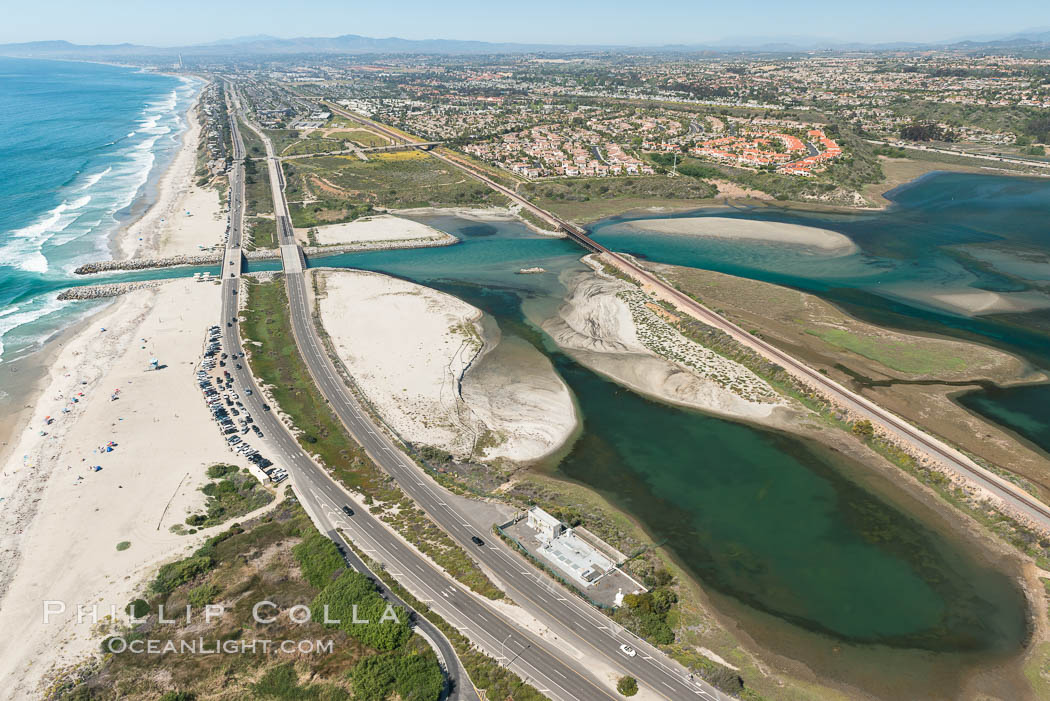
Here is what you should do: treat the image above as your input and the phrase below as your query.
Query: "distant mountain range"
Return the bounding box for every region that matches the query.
[2,29,1050,59]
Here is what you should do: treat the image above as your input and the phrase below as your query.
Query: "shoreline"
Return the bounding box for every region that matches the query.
[0,73,247,695]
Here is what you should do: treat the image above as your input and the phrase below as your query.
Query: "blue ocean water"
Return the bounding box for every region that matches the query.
[0,57,199,362]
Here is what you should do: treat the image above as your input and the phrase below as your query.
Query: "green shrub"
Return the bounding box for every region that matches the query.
[126,598,149,619]
[350,651,444,701]
[617,675,639,696]
[311,571,411,651]
[207,463,237,479]
[150,554,213,594]
[293,530,346,589]
[115,541,131,551]
[187,583,220,607]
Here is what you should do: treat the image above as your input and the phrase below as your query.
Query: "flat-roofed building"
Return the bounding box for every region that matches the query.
[527,506,564,542]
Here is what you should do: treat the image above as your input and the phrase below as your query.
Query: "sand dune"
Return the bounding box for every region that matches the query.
[308,214,453,246]
[314,269,575,462]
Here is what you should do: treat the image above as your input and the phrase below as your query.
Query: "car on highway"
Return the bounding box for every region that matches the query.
[341,505,354,517]
[471,535,485,546]
[618,644,636,658]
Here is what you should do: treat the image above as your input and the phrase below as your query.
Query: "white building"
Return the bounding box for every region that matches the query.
[526,506,564,542]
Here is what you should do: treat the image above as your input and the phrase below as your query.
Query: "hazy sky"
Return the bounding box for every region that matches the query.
[3,0,1047,46]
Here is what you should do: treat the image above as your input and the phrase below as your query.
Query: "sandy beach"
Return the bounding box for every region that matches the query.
[314,269,576,462]
[0,279,269,696]
[0,81,265,695]
[118,94,227,260]
[624,216,858,254]
[306,214,452,246]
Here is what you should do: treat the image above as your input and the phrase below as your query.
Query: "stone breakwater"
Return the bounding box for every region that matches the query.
[73,234,457,275]
[301,233,458,257]
[57,281,168,300]
[74,253,225,274]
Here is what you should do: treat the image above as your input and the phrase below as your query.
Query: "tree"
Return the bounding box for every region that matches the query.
[617,675,639,696]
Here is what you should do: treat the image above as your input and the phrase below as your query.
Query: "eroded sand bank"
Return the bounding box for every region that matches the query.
[313,269,576,462]
[543,267,796,426]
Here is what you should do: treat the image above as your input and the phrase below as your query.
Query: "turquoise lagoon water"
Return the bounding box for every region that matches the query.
[306,214,1031,698]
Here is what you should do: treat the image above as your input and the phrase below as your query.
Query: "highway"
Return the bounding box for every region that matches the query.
[224,85,481,701]
[223,85,706,701]
[234,88,733,700]
[322,99,1050,533]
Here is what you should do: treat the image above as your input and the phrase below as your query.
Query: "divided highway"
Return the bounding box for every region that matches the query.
[224,86,480,701]
[232,86,731,700]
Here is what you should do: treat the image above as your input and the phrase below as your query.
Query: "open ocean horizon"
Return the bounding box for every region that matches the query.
[0,57,200,366]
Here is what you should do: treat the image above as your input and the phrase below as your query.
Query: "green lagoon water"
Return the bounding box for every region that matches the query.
[306,197,1034,697]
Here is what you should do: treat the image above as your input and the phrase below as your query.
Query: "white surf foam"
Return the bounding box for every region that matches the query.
[77,167,112,191]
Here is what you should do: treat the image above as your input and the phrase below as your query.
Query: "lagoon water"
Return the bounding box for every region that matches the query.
[307,214,1031,698]
[0,57,198,364]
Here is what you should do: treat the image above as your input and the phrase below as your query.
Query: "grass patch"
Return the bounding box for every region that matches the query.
[805,327,966,374]
[521,175,717,222]
[329,129,388,148]
[238,118,265,158]
[288,199,374,229]
[247,216,277,249]
[243,157,273,217]
[240,279,390,499]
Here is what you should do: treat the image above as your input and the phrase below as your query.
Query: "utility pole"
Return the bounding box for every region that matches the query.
[670,151,678,177]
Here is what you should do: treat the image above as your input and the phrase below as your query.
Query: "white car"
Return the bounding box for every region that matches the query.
[618,644,636,658]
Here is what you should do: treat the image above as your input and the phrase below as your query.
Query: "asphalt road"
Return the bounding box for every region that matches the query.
[223,87,480,701]
[223,86,714,701]
[247,96,732,701]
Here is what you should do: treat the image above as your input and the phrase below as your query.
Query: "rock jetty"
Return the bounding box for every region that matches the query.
[74,253,224,275]
[58,281,168,301]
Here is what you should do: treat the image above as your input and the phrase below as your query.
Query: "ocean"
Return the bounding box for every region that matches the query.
[0,57,200,365]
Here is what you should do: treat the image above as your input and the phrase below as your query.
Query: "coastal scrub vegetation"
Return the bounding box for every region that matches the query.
[520,173,717,222]
[243,156,273,216]
[284,153,508,213]
[183,467,273,529]
[49,498,443,701]
[340,530,548,701]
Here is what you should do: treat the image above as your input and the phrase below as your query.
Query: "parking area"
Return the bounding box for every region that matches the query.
[198,324,286,485]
